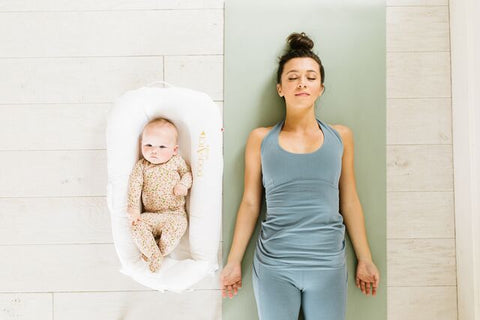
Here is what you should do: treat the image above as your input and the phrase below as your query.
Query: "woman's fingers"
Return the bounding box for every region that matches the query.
[359,280,377,295]
[221,283,229,297]
[221,281,240,298]
[372,274,379,295]
[360,280,366,294]
[220,266,242,299]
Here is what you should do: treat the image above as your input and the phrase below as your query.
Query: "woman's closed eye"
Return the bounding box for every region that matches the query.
[288,77,316,80]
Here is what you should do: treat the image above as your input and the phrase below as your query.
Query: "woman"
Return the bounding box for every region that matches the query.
[221,32,380,319]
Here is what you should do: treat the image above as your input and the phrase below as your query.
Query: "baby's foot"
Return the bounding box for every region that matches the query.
[148,253,164,272]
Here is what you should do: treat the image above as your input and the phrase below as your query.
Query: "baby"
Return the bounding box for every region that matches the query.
[127,117,193,272]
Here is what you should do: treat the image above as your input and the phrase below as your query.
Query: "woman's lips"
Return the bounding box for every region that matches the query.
[295,93,310,96]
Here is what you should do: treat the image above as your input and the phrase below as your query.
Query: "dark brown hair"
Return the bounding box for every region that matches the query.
[276,32,325,86]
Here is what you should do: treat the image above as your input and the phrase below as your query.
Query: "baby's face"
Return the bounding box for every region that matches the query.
[141,124,178,164]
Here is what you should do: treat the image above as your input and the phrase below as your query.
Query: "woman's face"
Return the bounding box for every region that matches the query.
[276,57,324,109]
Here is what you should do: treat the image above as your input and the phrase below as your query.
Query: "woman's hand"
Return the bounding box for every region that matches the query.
[355,259,380,296]
[220,261,242,299]
[173,183,188,196]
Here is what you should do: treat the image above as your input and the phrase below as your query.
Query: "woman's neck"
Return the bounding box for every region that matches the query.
[283,106,319,133]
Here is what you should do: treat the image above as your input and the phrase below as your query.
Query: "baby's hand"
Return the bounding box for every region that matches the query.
[127,208,141,226]
[173,183,188,196]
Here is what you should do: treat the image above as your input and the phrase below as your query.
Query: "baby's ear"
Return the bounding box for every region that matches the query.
[173,145,179,155]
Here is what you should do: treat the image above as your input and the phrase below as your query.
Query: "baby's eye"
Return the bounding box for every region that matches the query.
[159,146,167,148]
[145,144,152,147]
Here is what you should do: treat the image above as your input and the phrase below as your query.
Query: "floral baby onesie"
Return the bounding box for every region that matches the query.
[127,154,193,258]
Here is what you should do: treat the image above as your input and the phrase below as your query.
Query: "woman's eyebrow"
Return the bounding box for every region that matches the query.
[286,70,317,74]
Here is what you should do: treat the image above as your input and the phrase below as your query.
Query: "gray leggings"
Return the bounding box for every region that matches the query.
[252,256,348,320]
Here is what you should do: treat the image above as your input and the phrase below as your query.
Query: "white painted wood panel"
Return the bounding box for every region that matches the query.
[165,55,223,101]
[0,244,145,292]
[387,239,456,286]
[0,293,52,320]
[388,286,457,320]
[0,57,164,104]
[387,52,451,98]
[54,290,221,320]
[387,6,450,52]
[0,197,112,244]
[0,150,106,197]
[387,98,451,144]
[0,10,222,57]
[0,244,220,292]
[0,104,110,150]
[387,0,448,6]
[386,0,457,318]
[0,197,223,288]
[450,0,480,318]
[387,191,454,238]
[0,56,222,105]
[0,101,222,151]
[387,145,453,191]
[0,0,224,11]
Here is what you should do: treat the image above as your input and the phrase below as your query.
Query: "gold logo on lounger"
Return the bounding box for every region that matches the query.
[196,131,209,177]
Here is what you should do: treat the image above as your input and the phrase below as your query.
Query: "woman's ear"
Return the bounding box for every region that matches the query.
[319,86,325,96]
[276,83,283,97]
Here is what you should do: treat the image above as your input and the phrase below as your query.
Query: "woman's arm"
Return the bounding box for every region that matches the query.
[334,124,380,296]
[333,124,373,262]
[226,128,266,264]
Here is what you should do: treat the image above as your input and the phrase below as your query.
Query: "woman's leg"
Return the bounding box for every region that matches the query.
[252,257,302,320]
[300,265,348,320]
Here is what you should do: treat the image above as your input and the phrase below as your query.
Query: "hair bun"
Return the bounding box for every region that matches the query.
[287,32,314,51]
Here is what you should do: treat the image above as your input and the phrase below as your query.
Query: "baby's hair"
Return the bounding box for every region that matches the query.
[143,117,178,141]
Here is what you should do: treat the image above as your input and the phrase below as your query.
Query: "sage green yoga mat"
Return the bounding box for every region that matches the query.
[223,1,386,319]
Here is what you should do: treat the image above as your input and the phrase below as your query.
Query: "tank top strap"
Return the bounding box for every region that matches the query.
[260,120,283,155]
[261,118,333,155]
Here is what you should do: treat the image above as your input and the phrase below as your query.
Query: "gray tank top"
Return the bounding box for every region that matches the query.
[254,118,346,270]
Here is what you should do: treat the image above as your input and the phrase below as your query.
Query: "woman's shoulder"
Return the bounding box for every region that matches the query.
[245,124,277,152]
[328,123,354,147]
[250,124,275,138]
[329,123,352,135]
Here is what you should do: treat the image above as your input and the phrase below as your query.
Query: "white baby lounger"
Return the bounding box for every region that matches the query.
[106,81,223,293]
